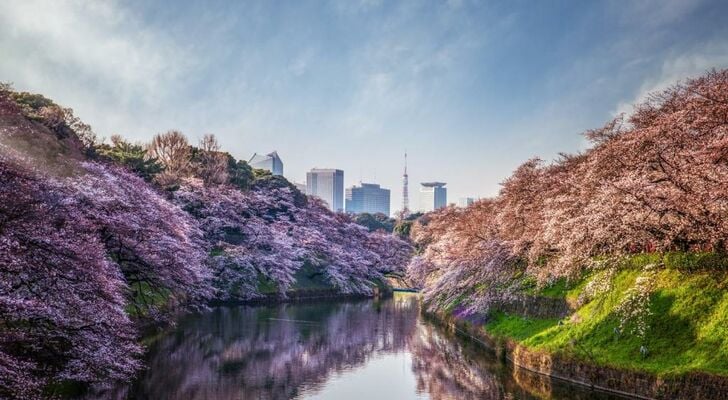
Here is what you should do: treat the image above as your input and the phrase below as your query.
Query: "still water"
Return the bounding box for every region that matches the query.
[98,294,625,400]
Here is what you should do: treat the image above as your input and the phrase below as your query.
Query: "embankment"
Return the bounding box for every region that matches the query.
[424,262,728,400]
[428,309,728,400]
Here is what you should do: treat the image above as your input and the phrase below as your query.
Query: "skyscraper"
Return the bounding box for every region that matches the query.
[401,152,410,217]
[458,197,475,207]
[420,182,447,212]
[248,151,283,176]
[307,169,344,212]
[345,183,391,215]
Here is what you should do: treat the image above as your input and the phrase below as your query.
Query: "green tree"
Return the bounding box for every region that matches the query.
[8,90,97,151]
[393,212,422,239]
[353,213,396,233]
[227,156,254,190]
[96,135,163,181]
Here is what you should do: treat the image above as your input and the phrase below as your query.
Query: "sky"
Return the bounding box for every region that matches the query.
[2,0,728,214]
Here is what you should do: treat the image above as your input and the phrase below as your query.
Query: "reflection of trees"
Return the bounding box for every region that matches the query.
[88,295,622,400]
[409,321,623,400]
[409,323,517,400]
[92,295,419,400]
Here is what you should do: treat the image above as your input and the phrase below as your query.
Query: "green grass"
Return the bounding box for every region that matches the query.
[626,251,728,271]
[482,255,728,377]
[519,273,589,303]
[486,312,560,341]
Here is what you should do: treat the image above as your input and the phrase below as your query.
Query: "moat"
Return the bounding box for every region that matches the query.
[93,294,625,400]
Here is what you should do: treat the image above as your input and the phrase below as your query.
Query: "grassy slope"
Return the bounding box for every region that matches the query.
[483,255,728,377]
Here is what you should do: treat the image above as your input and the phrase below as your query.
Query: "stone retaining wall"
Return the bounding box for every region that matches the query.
[494,294,574,319]
[430,311,728,400]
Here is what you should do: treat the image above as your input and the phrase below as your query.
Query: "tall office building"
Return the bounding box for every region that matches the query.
[345,183,391,215]
[249,151,283,176]
[458,197,475,207]
[306,169,344,212]
[420,182,447,212]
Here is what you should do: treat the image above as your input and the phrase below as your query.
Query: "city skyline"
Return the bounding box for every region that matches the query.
[255,149,450,215]
[2,1,728,213]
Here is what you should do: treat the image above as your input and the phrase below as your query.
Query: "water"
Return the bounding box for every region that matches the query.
[97,294,625,400]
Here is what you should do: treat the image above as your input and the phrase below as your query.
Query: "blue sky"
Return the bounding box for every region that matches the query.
[2,0,728,213]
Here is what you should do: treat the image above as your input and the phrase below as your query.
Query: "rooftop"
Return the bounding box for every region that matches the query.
[309,168,343,173]
[421,182,446,187]
[249,151,281,163]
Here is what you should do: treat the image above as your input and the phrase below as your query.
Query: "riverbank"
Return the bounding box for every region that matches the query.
[428,310,728,400]
[423,260,728,400]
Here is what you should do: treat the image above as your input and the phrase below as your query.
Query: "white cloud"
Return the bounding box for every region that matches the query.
[613,41,728,116]
[0,0,194,138]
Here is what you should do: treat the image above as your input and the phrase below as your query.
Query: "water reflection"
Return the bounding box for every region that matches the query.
[91,294,623,400]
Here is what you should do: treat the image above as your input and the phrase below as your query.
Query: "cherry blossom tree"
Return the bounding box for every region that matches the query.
[409,202,520,313]
[174,182,303,300]
[293,198,398,294]
[365,230,414,275]
[1,83,415,397]
[538,70,728,278]
[0,158,140,399]
[175,181,412,299]
[409,69,728,312]
[68,162,212,319]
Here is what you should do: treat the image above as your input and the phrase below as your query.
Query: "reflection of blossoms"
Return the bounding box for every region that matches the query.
[410,324,507,400]
[409,318,624,400]
[91,296,419,400]
[86,295,623,400]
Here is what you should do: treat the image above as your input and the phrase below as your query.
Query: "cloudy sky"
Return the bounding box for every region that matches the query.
[2,0,728,213]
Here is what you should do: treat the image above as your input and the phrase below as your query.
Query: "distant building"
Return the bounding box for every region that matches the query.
[249,151,283,176]
[458,197,475,207]
[346,183,391,216]
[420,182,447,212]
[294,181,307,194]
[307,169,344,212]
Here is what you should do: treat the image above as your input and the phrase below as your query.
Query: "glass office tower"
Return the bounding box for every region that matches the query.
[306,168,344,212]
[345,183,391,215]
